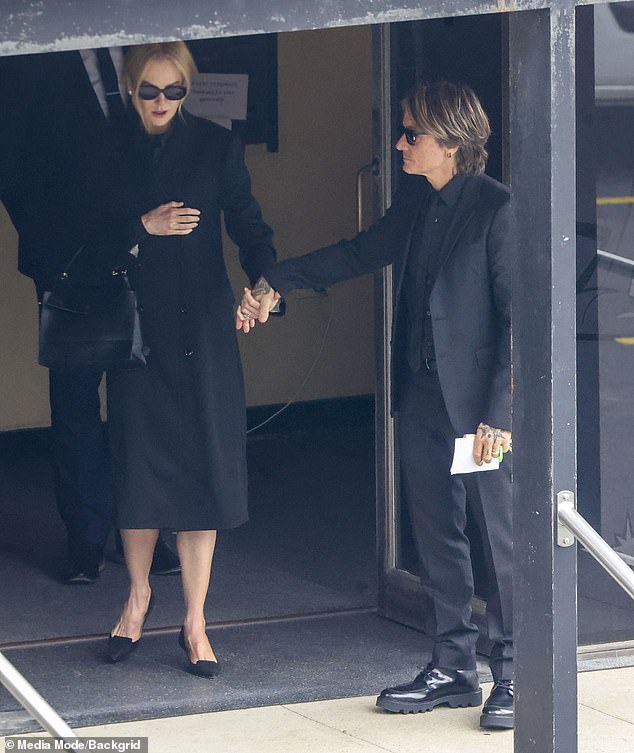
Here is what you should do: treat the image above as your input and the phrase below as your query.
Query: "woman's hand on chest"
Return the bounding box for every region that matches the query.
[142,201,201,236]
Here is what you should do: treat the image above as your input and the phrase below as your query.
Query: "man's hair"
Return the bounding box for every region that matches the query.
[402,81,491,176]
[123,42,197,130]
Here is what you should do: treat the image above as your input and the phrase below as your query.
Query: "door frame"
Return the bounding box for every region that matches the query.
[371,22,489,637]
[0,2,597,749]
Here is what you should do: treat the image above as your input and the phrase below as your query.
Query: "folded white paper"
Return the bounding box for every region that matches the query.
[450,435,500,475]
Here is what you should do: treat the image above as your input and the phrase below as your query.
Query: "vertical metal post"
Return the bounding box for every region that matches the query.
[575,6,601,533]
[509,7,578,753]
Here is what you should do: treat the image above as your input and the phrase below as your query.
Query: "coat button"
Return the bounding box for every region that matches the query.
[184,349,194,357]
[138,305,144,314]
[180,305,188,314]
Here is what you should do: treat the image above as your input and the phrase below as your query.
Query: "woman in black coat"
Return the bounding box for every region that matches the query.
[105,41,276,676]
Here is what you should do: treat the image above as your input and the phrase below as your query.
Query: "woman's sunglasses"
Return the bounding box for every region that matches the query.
[400,127,425,146]
[137,83,188,101]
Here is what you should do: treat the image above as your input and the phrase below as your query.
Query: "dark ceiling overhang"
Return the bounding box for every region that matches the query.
[1,0,541,56]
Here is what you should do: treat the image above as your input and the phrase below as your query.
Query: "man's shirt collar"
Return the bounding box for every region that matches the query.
[433,173,467,208]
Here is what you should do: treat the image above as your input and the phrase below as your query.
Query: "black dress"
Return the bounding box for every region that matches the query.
[106,111,276,531]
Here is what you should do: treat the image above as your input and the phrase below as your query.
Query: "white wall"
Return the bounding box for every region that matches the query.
[0,25,375,430]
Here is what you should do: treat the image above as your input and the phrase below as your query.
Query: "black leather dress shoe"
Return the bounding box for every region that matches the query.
[376,664,481,713]
[150,539,181,575]
[480,680,514,729]
[63,557,105,585]
[178,628,220,678]
[108,593,154,663]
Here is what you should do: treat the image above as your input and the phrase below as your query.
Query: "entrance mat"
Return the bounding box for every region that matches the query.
[0,611,444,735]
[0,423,377,644]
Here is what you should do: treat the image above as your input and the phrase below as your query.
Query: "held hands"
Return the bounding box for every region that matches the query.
[473,422,512,465]
[235,277,280,333]
[141,201,201,236]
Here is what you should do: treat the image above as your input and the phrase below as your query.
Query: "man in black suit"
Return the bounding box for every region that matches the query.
[0,48,180,583]
[238,81,514,730]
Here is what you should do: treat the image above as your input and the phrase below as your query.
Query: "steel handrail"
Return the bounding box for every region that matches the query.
[0,651,78,742]
[597,248,634,268]
[557,505,634,601]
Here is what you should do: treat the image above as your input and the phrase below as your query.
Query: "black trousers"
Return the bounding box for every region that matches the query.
[49,365,113,570]
[35,284,113,570]
[396,367,513,681]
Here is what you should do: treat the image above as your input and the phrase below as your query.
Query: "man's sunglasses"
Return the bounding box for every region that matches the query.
[137,83,188,101]
[400,127,425,146]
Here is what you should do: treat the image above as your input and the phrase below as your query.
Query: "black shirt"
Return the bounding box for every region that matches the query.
[405,174,467,372]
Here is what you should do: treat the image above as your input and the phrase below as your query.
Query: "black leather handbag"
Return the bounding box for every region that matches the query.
[38,248,148,372]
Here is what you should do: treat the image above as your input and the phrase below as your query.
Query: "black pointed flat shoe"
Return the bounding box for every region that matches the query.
[108,593,155,663]
[178,627,220,678]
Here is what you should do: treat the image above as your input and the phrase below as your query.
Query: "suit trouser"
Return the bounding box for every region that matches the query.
[396,366,513,681]
[48,365,113,570]
[35,285,113,570]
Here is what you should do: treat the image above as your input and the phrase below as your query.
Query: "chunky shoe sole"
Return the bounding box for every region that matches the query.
[376,688,482,714]
[150,562,181,576]
[64,557,106,585]
[65,571,99,585]
[480,712,514,729]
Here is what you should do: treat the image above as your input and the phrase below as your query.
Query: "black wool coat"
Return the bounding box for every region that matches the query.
[265,172,512,435]
[106,112,276,530]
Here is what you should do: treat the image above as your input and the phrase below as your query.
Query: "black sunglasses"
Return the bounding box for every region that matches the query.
[137,83,188,101]
[400,127,425,146]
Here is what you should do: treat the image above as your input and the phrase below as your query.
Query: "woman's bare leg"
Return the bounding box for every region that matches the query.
[110,528,158,641]
[177,530,217,662]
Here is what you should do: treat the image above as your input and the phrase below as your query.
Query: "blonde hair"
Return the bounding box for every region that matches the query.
[123,41,197,130]
[402,81,491,176]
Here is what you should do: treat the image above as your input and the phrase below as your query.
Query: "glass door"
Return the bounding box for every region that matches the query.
[376,8,634,654]
[374,17,507,644]
[576,3,634,650]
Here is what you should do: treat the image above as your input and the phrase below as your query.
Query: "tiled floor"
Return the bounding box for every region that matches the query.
[7,667,633,753]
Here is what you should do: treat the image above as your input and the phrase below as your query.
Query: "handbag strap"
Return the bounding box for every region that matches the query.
[58,246,86,280]
[58,247,129,282]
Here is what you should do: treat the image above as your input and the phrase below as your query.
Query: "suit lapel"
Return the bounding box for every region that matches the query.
[393,180,431,305]
[62,51,111,130]
[434,176,481,277]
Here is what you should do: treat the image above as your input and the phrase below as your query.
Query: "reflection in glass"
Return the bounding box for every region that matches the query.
[577,4,634,644]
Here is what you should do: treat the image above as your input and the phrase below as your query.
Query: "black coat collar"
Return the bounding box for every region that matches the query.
[126,110,195,205]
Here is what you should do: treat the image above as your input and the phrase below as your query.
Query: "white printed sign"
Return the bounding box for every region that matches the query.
[185,73,249,122]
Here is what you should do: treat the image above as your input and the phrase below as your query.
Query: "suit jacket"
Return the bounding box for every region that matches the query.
[265,172,512,434]
[0,51,134,286]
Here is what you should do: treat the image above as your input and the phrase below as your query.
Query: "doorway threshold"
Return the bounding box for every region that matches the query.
[0,610,433,736]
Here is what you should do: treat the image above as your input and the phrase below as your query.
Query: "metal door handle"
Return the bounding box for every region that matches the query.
[356,158,380,233]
